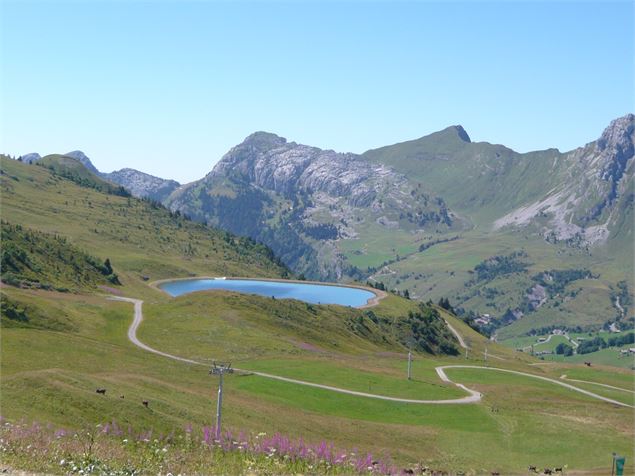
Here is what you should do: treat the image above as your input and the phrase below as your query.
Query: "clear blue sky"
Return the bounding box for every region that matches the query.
[1,1,633,183]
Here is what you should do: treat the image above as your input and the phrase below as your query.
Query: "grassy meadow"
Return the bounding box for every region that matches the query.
[341,213,632,342]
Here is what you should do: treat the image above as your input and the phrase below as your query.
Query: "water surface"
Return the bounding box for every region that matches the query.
[158,278,376,307]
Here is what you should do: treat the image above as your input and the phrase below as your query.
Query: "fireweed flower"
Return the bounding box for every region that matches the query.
[0,419,396,474]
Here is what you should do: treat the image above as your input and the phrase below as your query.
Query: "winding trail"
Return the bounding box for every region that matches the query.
[443,318,505,361]
[110,296,633,408]
[560,375,635,394]
[443,319,467,349]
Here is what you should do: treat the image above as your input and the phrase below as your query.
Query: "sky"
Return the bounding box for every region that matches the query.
[1,1,633,183]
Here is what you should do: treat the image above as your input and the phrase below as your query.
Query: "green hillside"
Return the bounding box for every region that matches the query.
[361,126,563,226]
[1,221,119,292]
[366,228,633,340]
[37,154,131,197]
[1,155,634,474]
[1,155,287,287]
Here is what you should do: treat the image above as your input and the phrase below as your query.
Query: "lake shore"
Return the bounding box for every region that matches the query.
[149,276,387,308]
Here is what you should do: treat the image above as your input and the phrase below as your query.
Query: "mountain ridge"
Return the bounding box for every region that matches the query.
[12,151,181,202]
[3,114,633,337]
[165,131,463,279]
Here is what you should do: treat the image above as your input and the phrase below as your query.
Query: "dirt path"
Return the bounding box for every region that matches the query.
[560,375,635,394]
[110,296,633,408]
[443,319,467,349]
[444,319,505,361]
[438,365,633,408]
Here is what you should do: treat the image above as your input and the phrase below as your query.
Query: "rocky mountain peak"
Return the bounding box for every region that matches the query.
[102,168,180,202]
[594,114,634,196]
[20,153,41,164]
[452,125,471,143]
[241,131,288,149]
[597,113,634,156]
[211,134,377,202]
[65,150,99,174]
[494,114,634,244]
[430,125,471,144]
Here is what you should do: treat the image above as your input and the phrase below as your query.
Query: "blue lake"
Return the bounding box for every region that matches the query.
[157,278,377,307]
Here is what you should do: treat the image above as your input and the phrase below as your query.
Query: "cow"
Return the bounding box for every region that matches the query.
[95,388,106,395]
[142,400,149,408]
[584,361,592,367]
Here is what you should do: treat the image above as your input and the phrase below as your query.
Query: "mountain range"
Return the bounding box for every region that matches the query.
[14,113,634,338]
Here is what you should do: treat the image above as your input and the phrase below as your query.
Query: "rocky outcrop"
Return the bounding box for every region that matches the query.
[494,114,634,245]
[103,168,180,202]
[167,132,462,279]
[65,150,100,175]
[526,284,547,310]
[597,114,634,206]
[209,132,401,208]
[19,153,41,164]
[453,125,471,143]
[12,150,181,203]
[173,133,460,227]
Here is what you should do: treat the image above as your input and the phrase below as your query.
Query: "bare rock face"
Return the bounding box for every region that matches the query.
[186,132,458,227]
[65,150,100,175]
[167,131,460,279]
[103,168,180,202]
[61,151,180,202]
[597,114,634,201]
[494,114,634,245]
[19,153,41,164]
[27,149,181,203]
[526,284,547,310]
[209,132,395,208]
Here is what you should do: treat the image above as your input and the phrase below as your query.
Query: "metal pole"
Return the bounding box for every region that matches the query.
[215,372,223,439]
[485,346,488,363]
[407,351,412,380]
[210,361,233,440]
